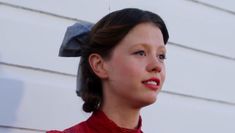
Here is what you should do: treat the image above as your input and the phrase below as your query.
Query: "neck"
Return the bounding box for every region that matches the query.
[100,99,141,129]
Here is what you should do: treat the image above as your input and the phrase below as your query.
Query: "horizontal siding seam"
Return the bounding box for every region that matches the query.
[0,125,45,132]
[187,0,235,16]
[0,1,80,22]
[0,61,76,77]
[168,42,235,61]
[2,1,235,23]
[162,90,235,106]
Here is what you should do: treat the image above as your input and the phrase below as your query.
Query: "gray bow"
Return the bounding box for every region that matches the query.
[59,21,94,57]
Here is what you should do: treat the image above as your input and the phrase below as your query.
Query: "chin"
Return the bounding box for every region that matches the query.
[146,92,158,102]
[134,97,157,108]
[144,97,157,106]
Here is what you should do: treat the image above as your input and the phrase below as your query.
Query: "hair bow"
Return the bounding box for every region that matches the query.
[59,21,94,57]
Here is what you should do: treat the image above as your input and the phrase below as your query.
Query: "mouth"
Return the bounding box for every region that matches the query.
[142,77,160,91]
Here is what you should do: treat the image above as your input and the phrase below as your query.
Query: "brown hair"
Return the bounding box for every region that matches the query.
[77,8,169,112]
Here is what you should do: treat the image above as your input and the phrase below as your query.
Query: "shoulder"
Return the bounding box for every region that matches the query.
[46,121,88,133]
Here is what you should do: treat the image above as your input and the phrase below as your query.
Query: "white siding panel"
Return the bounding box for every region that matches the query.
[165,45,235,103]
[142,93,235,133]
[0,0,109,22]
[0,5,78,75]
[109,0,235,58]
[0,64,90,130]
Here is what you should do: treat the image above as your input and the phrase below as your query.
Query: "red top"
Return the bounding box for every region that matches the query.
[47,110,143,133]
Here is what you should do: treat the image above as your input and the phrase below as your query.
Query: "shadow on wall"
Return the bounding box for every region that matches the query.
[0,54,24,132]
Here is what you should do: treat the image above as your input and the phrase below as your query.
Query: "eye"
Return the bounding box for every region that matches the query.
[158,54,166,62]
[133,50,146,56]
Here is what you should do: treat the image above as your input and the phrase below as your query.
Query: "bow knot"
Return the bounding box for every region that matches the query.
[59,21,94,57]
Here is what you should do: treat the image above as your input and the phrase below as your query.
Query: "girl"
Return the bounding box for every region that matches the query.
[48,8,169,133]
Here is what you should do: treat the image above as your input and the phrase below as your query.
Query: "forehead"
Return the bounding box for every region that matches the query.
[117,22,165,49]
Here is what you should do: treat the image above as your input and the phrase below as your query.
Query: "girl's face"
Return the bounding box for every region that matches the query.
[103,22,166,108]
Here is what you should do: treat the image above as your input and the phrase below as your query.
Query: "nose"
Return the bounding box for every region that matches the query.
[146,58,162,73]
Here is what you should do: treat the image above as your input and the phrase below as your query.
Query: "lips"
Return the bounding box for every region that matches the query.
[142,77,160,91]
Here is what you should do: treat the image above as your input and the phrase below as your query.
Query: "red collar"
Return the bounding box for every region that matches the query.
[87,110,143,133]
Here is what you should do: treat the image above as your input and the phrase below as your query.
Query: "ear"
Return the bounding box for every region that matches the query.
[88,53,108,79]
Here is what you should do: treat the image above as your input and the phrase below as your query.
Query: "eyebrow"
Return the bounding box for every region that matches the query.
[130,43,166,52]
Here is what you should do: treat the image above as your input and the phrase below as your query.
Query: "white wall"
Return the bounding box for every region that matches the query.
[0,0,235,133]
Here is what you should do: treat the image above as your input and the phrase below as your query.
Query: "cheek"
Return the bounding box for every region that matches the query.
[114,58,144,78]
[107,56,146,88]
